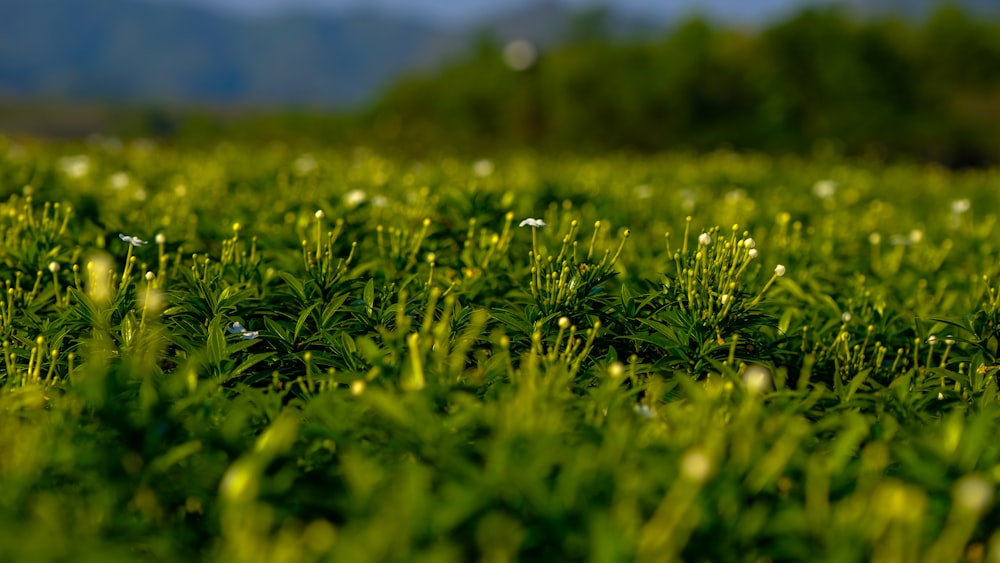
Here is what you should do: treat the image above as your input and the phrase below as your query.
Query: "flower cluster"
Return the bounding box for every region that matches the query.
[664,221,784,338]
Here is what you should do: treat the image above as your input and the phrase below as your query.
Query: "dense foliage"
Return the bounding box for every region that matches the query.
[1,138,1000,561]
[371,7,1000,165]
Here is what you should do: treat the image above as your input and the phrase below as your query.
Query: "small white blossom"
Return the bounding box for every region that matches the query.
[742,365,772,395]
[743,238,755,249]
[227,322,259,340]
[144,271,155,281]
[519,218,547,228]
[748,249,758,259]
[774,264,786,277]
[48,261,60,273]
[59,155,90,179]
[954,475,993,514]
[118,233,147,247]
[842,312,852,323]
[314,209,325,219]
[110,172,130,189]
[812,179,837,199]
[951,199,971,214]
[472,159,494,177]
[294,153,318,175]
[343,189,367,207]
[634,404,655,420]
[155,233,166,245]
[698,232,712,246]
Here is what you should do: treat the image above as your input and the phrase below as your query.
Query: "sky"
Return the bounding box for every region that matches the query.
[163,0,827,25]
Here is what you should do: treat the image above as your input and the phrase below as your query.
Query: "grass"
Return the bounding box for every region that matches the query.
[1,138,1000,562]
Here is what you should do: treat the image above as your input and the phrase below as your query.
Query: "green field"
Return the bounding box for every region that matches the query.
[1,139,1000,562]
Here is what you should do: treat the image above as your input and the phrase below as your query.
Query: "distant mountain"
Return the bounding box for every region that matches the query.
[0,0,660,108]
[0,0,455,106]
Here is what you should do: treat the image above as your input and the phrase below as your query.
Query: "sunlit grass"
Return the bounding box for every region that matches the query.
[1,138,1000,561]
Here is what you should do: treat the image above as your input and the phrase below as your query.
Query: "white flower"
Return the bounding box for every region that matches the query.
[951,199,971,214]
[743,238,755,249]
[227,322,259,340]
[294,153,318,175]
[472,159,494,177]
[519,218,547,228]
[118,233,147,247]
[812,179,837,199]
[634,404,655,420]
[698,232,712,246]
[954,475,993,514]
[343,189,366,207]
[110,172,130,189]
[748,249,758,259]
[144,271,155,281]
[59,155,90,179]
[742,365,772,395]
[842,312,852,323]
[48,261,60,273]
[774,264,786,277]
[314,209,325,219]
[155,233,166,245]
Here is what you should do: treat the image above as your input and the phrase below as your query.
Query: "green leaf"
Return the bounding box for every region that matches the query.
[279,272,307,303]
[363,278,375,316]
[206,318,228,366]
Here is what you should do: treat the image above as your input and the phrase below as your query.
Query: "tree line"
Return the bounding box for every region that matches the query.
[363,6,1000,165]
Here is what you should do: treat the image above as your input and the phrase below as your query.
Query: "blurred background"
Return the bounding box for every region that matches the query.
[2,0,999,165]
